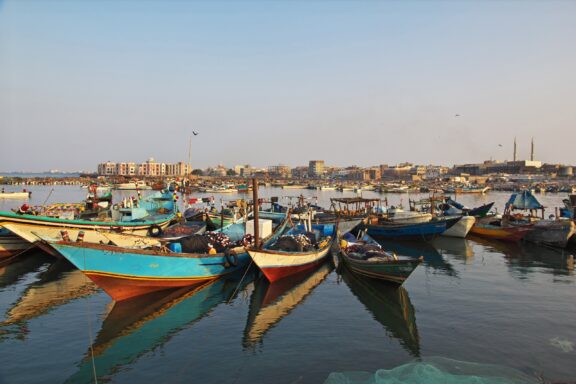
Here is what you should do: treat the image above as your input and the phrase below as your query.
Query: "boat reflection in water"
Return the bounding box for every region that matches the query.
[338,265,420,358]
[1,259,97,329]
[469,235,575,279]
[243,262,333,350]
[66,274,252,383]
[376,240,457,277]
[0,250,52,289]
[431,237,474,264]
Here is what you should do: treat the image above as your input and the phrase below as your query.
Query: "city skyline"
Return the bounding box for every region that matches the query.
[1,1,575,171]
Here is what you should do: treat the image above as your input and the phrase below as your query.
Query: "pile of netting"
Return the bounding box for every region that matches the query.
[269,233,317,252]
[345,243,394,261]
[324,357,540,384]
[178,232,255,253]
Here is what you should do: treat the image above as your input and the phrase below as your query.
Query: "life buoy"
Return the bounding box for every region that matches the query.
[112,204,120,211]
[148,224,163,237]
[224,249,238,267]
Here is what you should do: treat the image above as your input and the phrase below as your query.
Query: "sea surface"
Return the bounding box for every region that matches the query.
[0,186,575,383]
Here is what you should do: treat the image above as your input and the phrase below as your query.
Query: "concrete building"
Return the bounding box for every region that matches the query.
[308,160,325,178]
[268,164,291,178]
[97,158,190,177]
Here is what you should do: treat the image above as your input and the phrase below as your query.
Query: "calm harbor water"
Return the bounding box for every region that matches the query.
[0,186,575,383]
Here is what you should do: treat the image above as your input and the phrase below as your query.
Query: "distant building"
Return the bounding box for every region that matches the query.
[97,158,190,177]
[308,160,325,178]
[268,164,291,178]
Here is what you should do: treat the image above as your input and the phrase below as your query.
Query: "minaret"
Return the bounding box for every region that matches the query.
[530,137,534,161]
[513,137,517,162]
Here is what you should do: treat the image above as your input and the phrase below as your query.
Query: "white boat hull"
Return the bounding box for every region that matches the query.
[442,216,476,238]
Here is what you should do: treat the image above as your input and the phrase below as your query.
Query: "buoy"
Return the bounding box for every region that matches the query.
[76,231,85,242]
[60,230,70,242]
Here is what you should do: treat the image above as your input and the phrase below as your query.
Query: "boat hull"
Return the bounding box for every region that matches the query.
[469,223,532,242]
[248,246,332,283]
[442,216,475,238]
[1,222,163,257]
[0,211,174,236]
[523,219,575,248]
[365,220,447,240]
[47,242,250,301]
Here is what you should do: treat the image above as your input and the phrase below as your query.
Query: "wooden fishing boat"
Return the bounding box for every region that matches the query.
[338,232,422,284]
[41,218,286,301]
[247,219,337,283]
[364,216,453,240]
[0,222,164,258]
[112,180,152,190]
[0,191,31,199]
[0,190,177,238]
[522,219,575,249]
[469,216,533,242]
[443,186,490,194]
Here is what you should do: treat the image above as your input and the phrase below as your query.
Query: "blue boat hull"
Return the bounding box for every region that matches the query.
[365,220,447,240]
[48,242,250,301]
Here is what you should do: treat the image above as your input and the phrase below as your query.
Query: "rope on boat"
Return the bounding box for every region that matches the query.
[226,259,253,305]
[81,247,99,384]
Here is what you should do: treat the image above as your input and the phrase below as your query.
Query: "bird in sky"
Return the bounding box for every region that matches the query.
[498,144,503,147]
[192,131,199,136]
[455,114,460,117]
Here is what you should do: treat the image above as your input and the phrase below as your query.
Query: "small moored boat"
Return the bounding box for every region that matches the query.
[338,232,423,284]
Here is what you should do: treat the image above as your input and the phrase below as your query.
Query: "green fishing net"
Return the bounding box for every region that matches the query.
[324,357,539,384]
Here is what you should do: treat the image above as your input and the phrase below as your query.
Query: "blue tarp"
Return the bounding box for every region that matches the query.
[506,190,543,210]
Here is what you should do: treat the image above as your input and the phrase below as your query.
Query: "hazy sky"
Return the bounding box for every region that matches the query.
[1,0,575,172]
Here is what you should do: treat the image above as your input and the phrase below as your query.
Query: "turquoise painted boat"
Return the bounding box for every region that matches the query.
[0,191,177,237]
[44,219,287,301]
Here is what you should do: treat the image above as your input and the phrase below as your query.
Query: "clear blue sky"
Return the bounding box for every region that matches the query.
[1,0,575,172]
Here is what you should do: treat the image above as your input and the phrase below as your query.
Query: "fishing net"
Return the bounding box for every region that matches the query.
[270,233,317,252]
[324,357,539,384]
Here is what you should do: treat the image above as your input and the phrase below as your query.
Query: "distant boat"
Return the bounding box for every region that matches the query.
[338,232,423,285]
[443,186,490,194]
[0,191,30,199]
[364,216,454,240]
[112,180,152,190]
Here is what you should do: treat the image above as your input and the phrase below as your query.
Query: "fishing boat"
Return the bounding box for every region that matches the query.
[442,198,495,218]
[338,232,423,284]
[363,216,452,240]
[0,190,177,239]
[469,216,533,242]
[0,191,31,199]
[443,186,490,194]
[112,180,152,190]
[41,218,285,301]
[0,221,164,258]
[247,218,337,283]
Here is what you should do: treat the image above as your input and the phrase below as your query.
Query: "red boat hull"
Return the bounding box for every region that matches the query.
[87,272,215,301]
